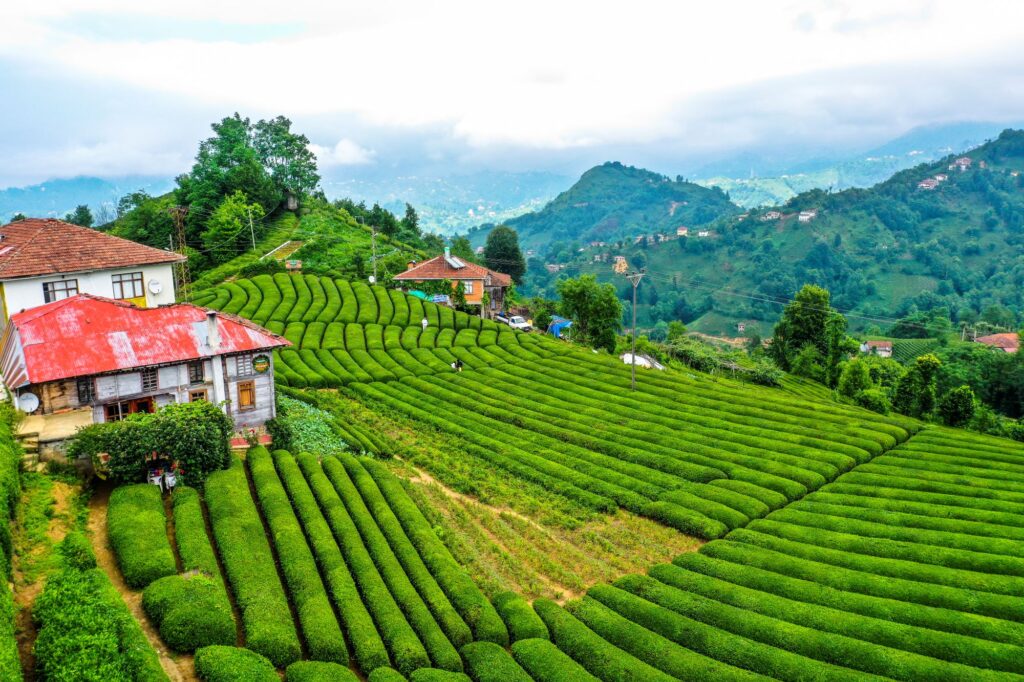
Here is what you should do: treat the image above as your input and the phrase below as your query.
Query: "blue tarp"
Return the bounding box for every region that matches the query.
[408,290,429,300]
[547,316,572,338]
[430,294,451,304]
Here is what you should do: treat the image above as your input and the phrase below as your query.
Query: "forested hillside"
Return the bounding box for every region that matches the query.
[472,162,740,254]
[535,130,1024,336]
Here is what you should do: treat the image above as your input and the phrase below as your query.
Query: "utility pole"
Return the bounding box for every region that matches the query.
[168,206,190,298]
[247,207,256,251]
[626,269,645,391]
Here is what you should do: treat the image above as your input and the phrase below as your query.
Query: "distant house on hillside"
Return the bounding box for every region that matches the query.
[393,248,511,318]
[0,294,289,458]
[697,230,711,238]
[613,255,629,274]
[0,218,183,325]
[761,211,783,221]
[860,340,893,358]
[676,226,689,237]
[949,157,973,172]
[798,210,818,223]
[917,178,939,190]
[976,333,1019,353]
[934,173,948,182]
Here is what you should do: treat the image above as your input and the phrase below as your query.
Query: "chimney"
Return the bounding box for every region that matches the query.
[407,260,417,271]
[444,246,451,258]
[206,311,221,352]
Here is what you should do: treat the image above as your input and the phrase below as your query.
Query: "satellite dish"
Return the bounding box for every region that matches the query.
[18,392,39,413]
[148,279,163,295]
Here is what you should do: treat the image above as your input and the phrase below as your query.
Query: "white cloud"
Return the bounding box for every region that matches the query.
[310,139,376,167]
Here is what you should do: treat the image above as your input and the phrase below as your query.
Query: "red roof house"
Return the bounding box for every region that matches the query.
[976,333,1019,353]
[0,294,288,435]
[394,248,512,316]
[0,218,185,319]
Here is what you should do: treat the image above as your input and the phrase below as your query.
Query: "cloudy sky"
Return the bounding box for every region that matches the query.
[1,0,1023,186]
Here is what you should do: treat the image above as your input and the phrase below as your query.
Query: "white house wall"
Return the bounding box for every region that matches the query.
[2,262,176,316]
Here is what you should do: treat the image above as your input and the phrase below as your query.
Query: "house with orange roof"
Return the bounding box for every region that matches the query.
[393,248,512,317]
[976,333,1019,353]
[0,218,183,323]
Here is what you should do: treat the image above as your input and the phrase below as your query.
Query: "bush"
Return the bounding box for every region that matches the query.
[171,487,222,584]
[143,574,235,652]
[532,598,675,682]
[295,452,429,676]
[70,401,233,488]
[361,458,509,645]
[248,447,348,663]
[459,642,531,682]
[939,385,976,427]
[409,670,471,682]
[59,530,97,571]
[273,451,390,674]
[492,591,548,642]
[107,484,176,588]
[855,388,891,414]
[510,638,599,682]
[34,536,167,682]
[194,646,277,682]
[368,669,408,682]
[322,456,461,671]
[205,459,301,667]
[285,661,359,682]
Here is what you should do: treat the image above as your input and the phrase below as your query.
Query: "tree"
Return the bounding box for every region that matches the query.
[666,321,688,343]
[768,284,833,371]
[824,313,856,388]
[530,298,557,333]
[252,115,320,198]
[484,225,526,284]
[449,236,477,263]
[939,385,976,427]
[202,191,266,265]
[556,275,622,353]
[791,344,825,383]
[893,353,942,418]
[10,213,26,222]
[400,203,420,240]
[838,359,872,398]
[64,204,94,228]
[68,401,232,487]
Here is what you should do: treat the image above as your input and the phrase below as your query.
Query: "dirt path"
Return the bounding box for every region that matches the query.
[13,479,76,679]
[87,485,196,682]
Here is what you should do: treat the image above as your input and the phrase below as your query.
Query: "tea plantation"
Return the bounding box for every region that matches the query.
[27,272,1021,680]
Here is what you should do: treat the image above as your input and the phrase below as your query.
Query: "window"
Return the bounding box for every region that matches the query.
[237,380,256,411]
[463,281,474,295]
[43,279,78,303]
[141,368,158,392]
[76,378,94,404]
[188,361,205,385]
[189,389,208,402]
[235,355,254,377]
[111,272,144,300]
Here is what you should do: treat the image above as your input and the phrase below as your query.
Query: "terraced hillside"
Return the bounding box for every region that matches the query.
[535,427,1024,681]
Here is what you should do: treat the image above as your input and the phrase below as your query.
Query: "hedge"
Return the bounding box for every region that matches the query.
[0,576,16,682]
[322,456,462,671]
[593,577,852,681]
[33,533,168,682]
[292,272,313,321]
[337,280,359,323]
[303,275,327,322]
[409,670,471,682]
[407,296,425,327]
[375,286,395,325]
[273,451,390,674]
[675,549,1024,649]
[491,591,547,643]
[194,646,277,682]
[362,457,509,644]
[295,452,429,675]
[205,458,301,667]
[510,638,599,682]
[220,282,247,315]
[317,277,342,322]
[270,270,299,321]
[568,591,771,681]
[354,282,379,324]
[369,669,409,682]
[301,321,328,349]
[285,661,360,682]
[236,278,263,320]
[249,447,348,662]
[532,598,676,682]
[459,642,531,682]
[142,574,235,652]
[107,484,177,588]
[172,485,228,585]
[337,454,470,647]
[250,274,281,323]
[424,301,441,328]
[385,289,408,326]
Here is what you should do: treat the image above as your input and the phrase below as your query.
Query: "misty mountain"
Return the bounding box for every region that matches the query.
[0,175,174,223]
